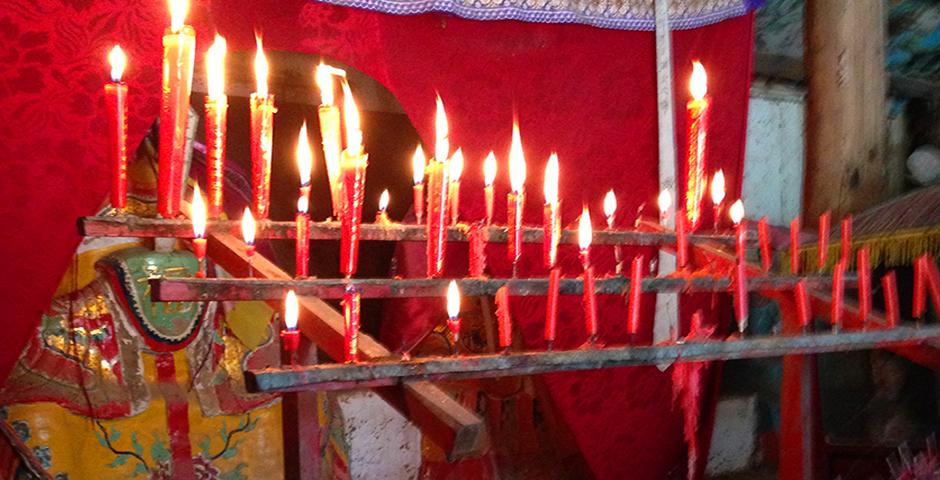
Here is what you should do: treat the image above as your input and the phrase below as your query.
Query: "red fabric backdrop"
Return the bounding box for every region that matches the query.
[0,0,752,477]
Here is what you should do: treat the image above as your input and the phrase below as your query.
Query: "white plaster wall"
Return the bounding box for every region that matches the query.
[334,391,422,480]
[706,395,759,476]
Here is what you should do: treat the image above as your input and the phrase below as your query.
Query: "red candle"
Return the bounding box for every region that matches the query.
[730,200,746,261]
[191,184,207,278]
[795,280,812,329]
[157,4,195,218]
[426,97,449,277]
[448,148,463,225]
[757,217,772,272]
[281,290,300,365]
[583,265,598,341]
[484,152,496,225]
[628,255,645,336]
[925,255,940,316]
[604,190,621,273]
[711,170,725,229]
[446,281,461,353]
[857,247,871,324]
[105,45,128,211]
[339,82,368,278]
[249,36,276,220]
[412,146,425,225]
[545,267,561,347]
[495,285,512,349]
[543,153,560,269]
[316,64,343,219]
[914,255,927,319]
[468,222,487,277]
[831,260,845,330]
[840,215,852,265]
[685,61,710,231]
[817,210,830,271]
[296,197,310,278]
[676,208,689,269]
[734,261,748,333]
[882,271,900,328]
[790,218,800,274]
[204,36,227,218]
[507,122,527,269]
[241,207,256,277]
[343,287,360,363]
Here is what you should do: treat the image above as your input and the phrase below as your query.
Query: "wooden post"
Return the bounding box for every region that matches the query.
[804,0,891,222]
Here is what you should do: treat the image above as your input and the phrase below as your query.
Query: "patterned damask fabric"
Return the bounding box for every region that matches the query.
[316,0,762,30]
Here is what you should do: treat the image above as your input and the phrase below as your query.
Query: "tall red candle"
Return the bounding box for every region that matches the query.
[676,208,689,269]
[758,217,772,272]
[831,260,845,330]
[729,200,746,263]
[543,154,560,270]
[628,255,645,336]
[495,286,512,349]
[448,148,463,225]
[316,64,343,219]
[157,5,195,218]
[734,262,748,333]
[204,35,227,218]
[857,246,871,324]
[685,61,710,231]
[339,82,368,278]
[882,271,900,328]
[790,217,801,274]
[817,210,830,271]
[343,287,360,363]
[426,97,449,277]
[795,280,812,329]
[545,267,561,347]
[295,197,310,278]
[840,215,852,265]
[249,36,276,219]
[105,46,128,211]
[507,123,527,269]
[412,146,425,224]
[484,152,496,225]
[583,266,598,341]
[914,255,927,319]
[603,190,620,273]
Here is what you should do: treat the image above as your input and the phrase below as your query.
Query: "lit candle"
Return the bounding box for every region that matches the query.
[297,121,313,208]
[882,271,900,328]
[157,0,195,218]
[204,35,227,218]
[249,35,276,219]
[790,218,801,274]
[658,189,672,227]
[604,189,622,273]
[628,255,645,338]
[831,260,845,331]
[426,96,450,278]
[545,266,561,349]
[840,215,852,265]
[758,216,772,272]
[580,208,598,344]
[543,153,561,270]
[412,146,425,225]
[446,280,461,355]
[676,208,688,269]
[339,81,368,278]
[376,189,390,224]
[484,151,496,225]
[711,169,725,229]
[507,122,527,273]
[191,183,207,278]
[316,63,344,219]
[105,45,128,212]
[241,207,256,277]
[730,201,747,333]
[448,148,463,225]
[495,285,513,350]
[794,280,812,331]
[343,286,361,363]
[817,210,830,271]
[914,255,927,319]
[857,246,871,324]
[730,200,746,261]
[296,196,310,278]
[685,61,710,230]
[281,290,300,364]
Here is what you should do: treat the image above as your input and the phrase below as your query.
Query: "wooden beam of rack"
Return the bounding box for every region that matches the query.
[245,325,940,392]
[151,274,853,302]
[78,215,741,246]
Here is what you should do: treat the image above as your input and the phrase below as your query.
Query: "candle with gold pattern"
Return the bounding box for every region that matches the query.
[316,63,344,218]
[105,45,128,211]
[685,61,709,230]
[579,208,598,344]
[204,35,227,218]
[250,35,276,219]
[339,81,368,278]
[483,151,497,225]
[191,184,207,278]
[343,286,361,363]
[412,146,425,224]
[446,280,461,355]
[507,122,527,272]
[448,148,463,225]
[426,96,450,277]
[158,0,195,218]
[543,153,560,270]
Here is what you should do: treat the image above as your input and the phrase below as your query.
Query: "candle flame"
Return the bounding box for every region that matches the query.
[412,146,426,184]
[241,208,255,245]
[484,151,497,187]
[254,34,269,97]
[435,95,448,161]
[206,35,226,100]
[603,189,617,219]
[284,290,298,330]
[297,121,313,185]
[297,195,308,214]
[509,122,526,193]
[168,0,188,33]
[191,183,206,238]
[690,61,707,101]
[108,45,126,82]
[543,153,559,204]
[316,63,334,106]
[379,189,389,211]
[446,280,460,319]
[730,199,744,225]
[342,81,362,152]
[449,148,464,181]
[578,207,593,250]
[658,189,672,214]
[711,169,726,206]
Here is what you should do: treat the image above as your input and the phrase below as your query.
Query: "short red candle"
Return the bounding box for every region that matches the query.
[495,286,512,349]
[343,288,360,363]
[280,330,300,354]
[795,280,812,328]
[817,211,830,271]
[413,183,424,225]
[790,218,801,274]
[105,78,128,210]
[545,267,561,345]
[468,222,487,277]
[157,24,195,218]
[882,271,900,328]
[340,151,368,277]
[295,199,310,278]
[840,215,852,265]
[448,151,462,226]
[831,260,845,330]
[425,160,449,277]
[507,191,525,266]
[193,238,207,278]
[628,255,645,336]
[857,247,871,324]
[734,262,748,333]
[583,265,598,341]
[914,255,927,319]
[758,217,772,272]
[676,208,689,269]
